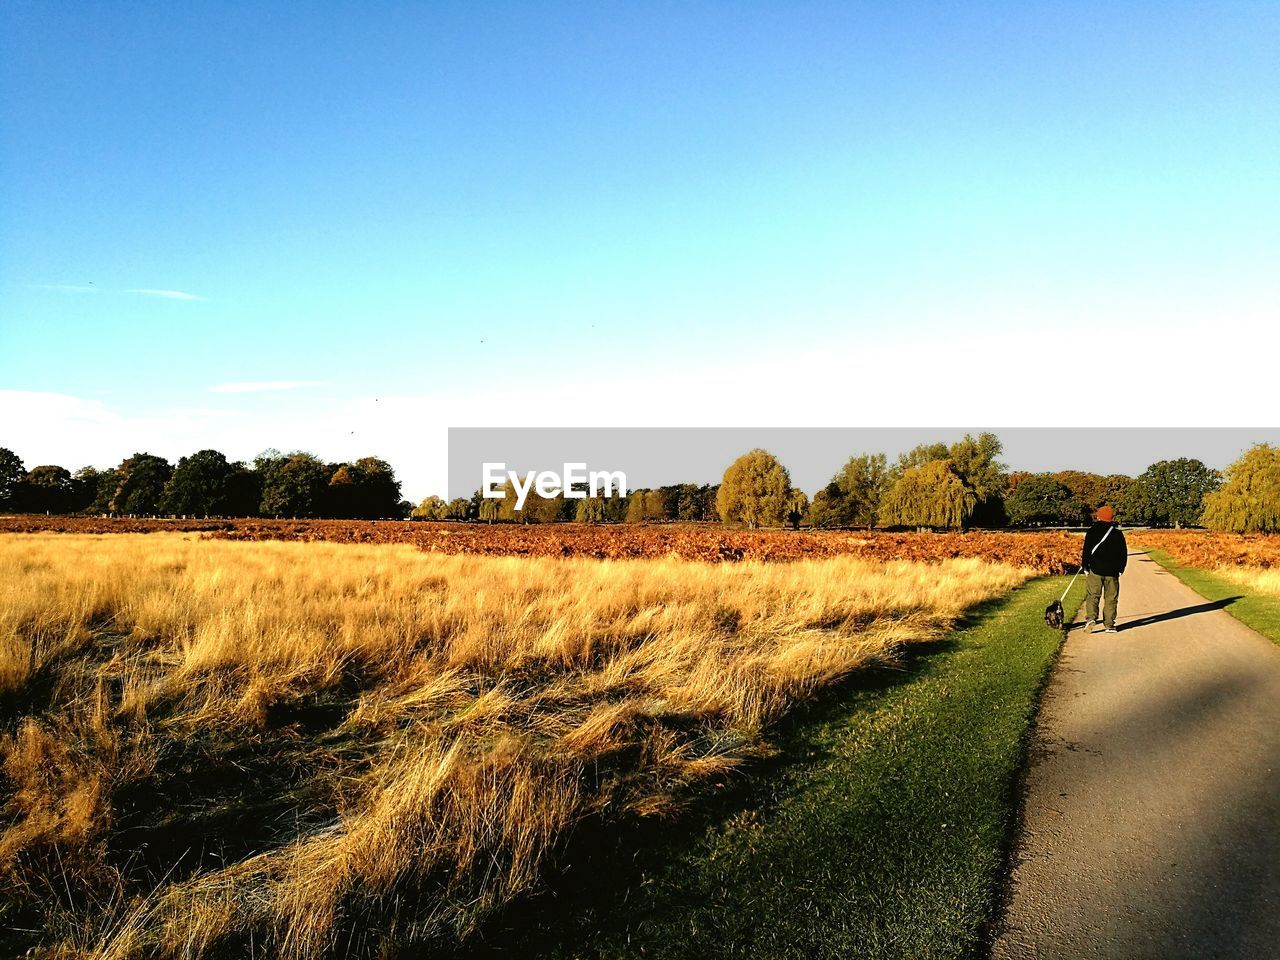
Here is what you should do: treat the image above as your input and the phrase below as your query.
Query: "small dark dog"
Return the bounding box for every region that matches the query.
[1044,599,1065,629]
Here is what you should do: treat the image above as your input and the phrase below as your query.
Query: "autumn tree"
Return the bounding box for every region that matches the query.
[447,498,472,520]
[1053,471,1134,520]
[1123,458,1221,527]
[717,449,792,528]
[1005,474,1084,526]
[479,497,500,523]
[879,459,976,530]
[112,453,173,515]
[1201,444,1280,533]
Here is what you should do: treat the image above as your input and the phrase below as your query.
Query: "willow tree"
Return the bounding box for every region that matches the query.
[879,459,977,530]
[717,449,792,528]
[575,496,606,523]
[1201,444,1280,533]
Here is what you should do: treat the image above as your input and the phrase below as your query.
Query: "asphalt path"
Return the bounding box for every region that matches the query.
[992,550,1280,959]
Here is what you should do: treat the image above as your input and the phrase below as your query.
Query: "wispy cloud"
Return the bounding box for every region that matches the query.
[32,284,205,301]
[31,284,101,294]
[208,380,324,394]
[125,288,204,301]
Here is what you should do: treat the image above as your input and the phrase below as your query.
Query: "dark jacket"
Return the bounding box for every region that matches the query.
[1082,521,1127,577]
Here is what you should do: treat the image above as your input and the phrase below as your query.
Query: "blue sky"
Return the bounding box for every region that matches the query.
[2,2,1278,497]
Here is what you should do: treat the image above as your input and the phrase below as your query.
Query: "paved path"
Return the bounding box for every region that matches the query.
[992,550,1280,960]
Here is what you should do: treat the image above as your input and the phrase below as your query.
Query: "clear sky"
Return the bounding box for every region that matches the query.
[2,2,1278,499]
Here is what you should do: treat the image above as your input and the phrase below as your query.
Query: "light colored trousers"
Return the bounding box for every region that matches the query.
[1084,573,1120,628]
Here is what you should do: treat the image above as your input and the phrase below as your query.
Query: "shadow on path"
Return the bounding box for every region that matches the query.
[1066,597,1243,633]
[1118,597,1242,631]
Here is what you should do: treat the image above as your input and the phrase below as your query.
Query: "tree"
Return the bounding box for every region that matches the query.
[0,447,24,510]
[447,498,472,521]
[15,465,75,513]
[879,460,977,530]
[349,457,402,518]
[89,468,121,514]
[717,449,792,528]
[112,453,173,515]
[224,463,262,517]
[70,467,102,513]
[575,496,606,523]
[259,452,329,518]
[1123,458,1221,527]
[1053,471,1134,520]
[895,443,950,473]
[1005,474,1085,527]
[807,482,845,529]
[411,495,447,520]
[1201,444,1280,533]
[479,498,500,523]
[947,432,1008,526]
[822,453,890,526]
[785,488,810,529]
[161,449,236,516]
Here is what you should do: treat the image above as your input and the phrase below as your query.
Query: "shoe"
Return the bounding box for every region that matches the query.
[1104,627,1119,634]
[1083,619,1096,632]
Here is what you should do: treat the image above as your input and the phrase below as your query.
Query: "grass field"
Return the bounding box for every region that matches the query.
[470,575,1079,960]
[0,532,1050,959]
[1146,549,1280,645]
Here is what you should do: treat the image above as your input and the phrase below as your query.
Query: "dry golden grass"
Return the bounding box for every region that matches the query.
[1215,566,1280,597]
[0,533,1034,959]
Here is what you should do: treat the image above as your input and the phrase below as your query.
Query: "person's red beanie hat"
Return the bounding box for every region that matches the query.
[1096,506,1115,522]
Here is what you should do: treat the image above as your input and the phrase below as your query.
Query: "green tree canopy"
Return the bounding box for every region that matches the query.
[816,453,890,527]
[717,449,792,528]
[259,452,329,518]
[1005,474,1085,526]
[879,459,977,530]
[1201,444,1280,533]
[16,465,75,513]
[411,495,446,520]
[112,453,173,515]
[1052,471,1134,519]
[161,449,236,516]
[575,496,606,523]
[1123,458,1221,527]
[0,447,24,510]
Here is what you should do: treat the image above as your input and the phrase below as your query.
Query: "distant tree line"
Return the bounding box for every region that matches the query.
[409,482,722,525]
[4,439,1279,533]
[714,438,1278,534]
[0,447,405,519]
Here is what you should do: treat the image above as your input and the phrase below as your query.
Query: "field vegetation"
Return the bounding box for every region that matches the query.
[1,532,1045,959]
[0,516,1082,570]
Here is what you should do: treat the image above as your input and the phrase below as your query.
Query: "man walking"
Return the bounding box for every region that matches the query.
[1082,505,1128,633]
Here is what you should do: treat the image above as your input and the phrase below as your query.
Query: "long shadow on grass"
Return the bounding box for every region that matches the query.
[433,611,994,960]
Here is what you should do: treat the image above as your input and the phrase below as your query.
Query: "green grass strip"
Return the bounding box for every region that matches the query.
[475,576,1081,960]
[1146,549,1280,645]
